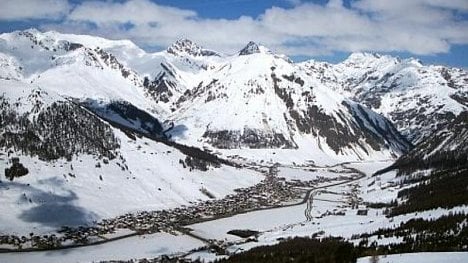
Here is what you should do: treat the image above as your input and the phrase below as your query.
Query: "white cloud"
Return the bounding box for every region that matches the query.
[0,0,70,20]
[36,0,468,57]
[68,0,196,25]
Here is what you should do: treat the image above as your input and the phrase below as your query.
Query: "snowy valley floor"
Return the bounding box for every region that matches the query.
[1,160,466,262]
[357,252,468,263]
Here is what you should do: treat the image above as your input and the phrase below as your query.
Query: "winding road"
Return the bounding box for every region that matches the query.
[0,117,369,255]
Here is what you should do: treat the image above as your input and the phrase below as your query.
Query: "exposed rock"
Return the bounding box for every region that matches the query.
[202,128,296,149]
[239,41,261,56]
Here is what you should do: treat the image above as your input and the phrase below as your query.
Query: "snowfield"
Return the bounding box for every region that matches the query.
[2,160,465,263]
[357,252,468,263]
[0,231,204,263]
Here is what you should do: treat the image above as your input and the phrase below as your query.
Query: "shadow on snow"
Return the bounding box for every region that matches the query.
[0,178,98,229]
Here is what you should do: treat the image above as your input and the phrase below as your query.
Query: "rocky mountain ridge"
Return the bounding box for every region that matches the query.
[1,29,466,162]
[301,52,468,144]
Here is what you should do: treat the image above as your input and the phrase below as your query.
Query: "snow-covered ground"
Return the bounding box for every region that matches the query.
[0,126,263,236]
[0,232,204,263]
[186,161,468,261]
[1,29,466,263]
[357,252,468,263]
[1,160,466,262]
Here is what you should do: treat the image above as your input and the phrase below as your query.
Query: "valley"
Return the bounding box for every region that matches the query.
[1,157,464,262]
[0,28,467,262]
[0,159,386,261]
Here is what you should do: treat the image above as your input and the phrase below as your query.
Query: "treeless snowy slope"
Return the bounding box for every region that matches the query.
[357,252,468,263]
[0,232,204,263]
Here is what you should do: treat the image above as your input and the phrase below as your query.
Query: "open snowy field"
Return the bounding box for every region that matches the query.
[1,160,467,262]
[357,252,468,263]
[0,231,203,263]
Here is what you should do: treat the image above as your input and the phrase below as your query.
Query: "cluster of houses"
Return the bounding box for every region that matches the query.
[0,168,303,250]
[0,162,370,251]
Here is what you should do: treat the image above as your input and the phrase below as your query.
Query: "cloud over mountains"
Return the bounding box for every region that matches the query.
[1,0,467,56]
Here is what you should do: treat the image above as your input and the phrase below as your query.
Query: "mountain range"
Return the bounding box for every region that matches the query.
[0,28,467,236]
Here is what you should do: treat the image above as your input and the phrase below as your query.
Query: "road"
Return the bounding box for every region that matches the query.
[179,163,367,255]
[0,116,369,255]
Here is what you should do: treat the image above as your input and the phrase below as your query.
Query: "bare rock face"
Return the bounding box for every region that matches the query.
[167,39,220,57]
[392,111,468,173]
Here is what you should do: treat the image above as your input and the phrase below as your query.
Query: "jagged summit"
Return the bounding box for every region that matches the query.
[343,52,425,66]
[239,41,260,55]
[343,52,399,65]
[166,38,219,57]
[19,27,42,35]
[238,41,272,56]
[167,38,200,54]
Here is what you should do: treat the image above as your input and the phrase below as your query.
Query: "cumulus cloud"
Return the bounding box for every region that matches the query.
[0,0,70,20]
[15,0,468,56]
[68,0,196,26]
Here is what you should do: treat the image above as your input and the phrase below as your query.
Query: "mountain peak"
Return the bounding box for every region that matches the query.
[343,52,400,66]
[347,52,384,61]
[20,28,42,35]
[168,38,199,53]
[166,38,219,57]
[239,41,262,55]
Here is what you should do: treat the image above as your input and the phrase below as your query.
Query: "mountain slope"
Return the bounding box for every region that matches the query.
[0,79,120,162]
[0,29,413,163]
[17,31,223,113]
[302,53,468,144]
[0,79,263,235]
[170,44,410,161]
[389,111,468,173]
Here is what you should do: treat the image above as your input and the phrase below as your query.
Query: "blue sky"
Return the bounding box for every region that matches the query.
[1,0,467,67]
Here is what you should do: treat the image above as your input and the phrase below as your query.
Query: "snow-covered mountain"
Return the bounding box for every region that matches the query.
[0,78,262,234]
[0,29,414,162]
[3,28,467,166]
[301,53,468,144]
[0,29,417,233]
[0,28,467,253]
[390,111,468,173]
[170,42,410,160]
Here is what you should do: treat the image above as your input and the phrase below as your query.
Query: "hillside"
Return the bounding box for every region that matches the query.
[301,53,468,144]
[0,29,466,261]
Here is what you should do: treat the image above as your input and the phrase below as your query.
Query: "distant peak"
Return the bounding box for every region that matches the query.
[344,52,399,65]
[172,38,198,48]
[167,38,219,57]
[239,41,260,56]
[18,28,42,36]
[407,57,423,66]
[238,41,273,56]
[347,52,382,60]
[167,38,199,54]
